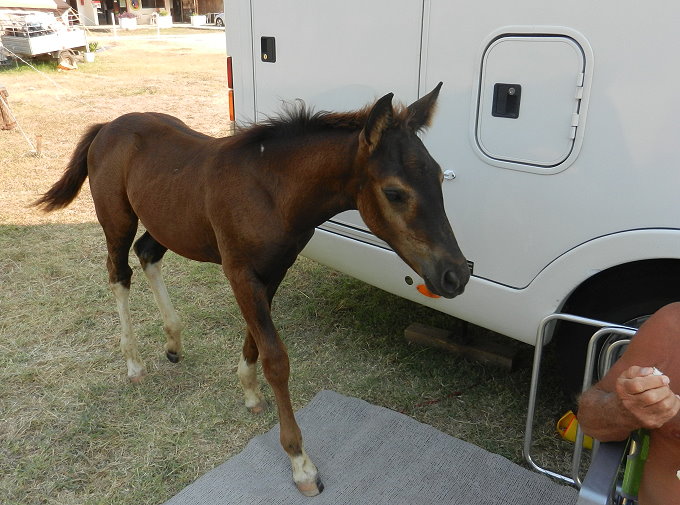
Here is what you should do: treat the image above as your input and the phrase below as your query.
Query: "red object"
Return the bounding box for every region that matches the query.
[227,56,233,88]
[228,90,235,122]
[227,56,235,121]
[416,284,440,298]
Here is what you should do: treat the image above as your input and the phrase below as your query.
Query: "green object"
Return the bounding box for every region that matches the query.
[621,429,650,500]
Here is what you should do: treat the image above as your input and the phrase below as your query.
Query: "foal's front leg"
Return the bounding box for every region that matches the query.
[229,270,323,496]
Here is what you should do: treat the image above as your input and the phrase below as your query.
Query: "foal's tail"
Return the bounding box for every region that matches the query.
[33,122,105,212]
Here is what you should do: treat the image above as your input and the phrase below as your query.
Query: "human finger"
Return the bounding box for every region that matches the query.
[627,383,674,406]
[620,365,662,380]
[621,365,647,379]
[633,390,680,429]
[618,371,670,394]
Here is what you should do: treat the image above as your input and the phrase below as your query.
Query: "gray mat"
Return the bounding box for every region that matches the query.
[164,390,577,505]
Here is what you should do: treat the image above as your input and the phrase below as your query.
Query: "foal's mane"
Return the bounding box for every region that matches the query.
[229,99,407,148]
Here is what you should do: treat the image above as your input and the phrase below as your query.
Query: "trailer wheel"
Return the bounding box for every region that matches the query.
[554,260,680,399]
[216,17,224,27]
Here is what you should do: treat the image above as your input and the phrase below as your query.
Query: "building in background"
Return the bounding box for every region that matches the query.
[0,0,222,26]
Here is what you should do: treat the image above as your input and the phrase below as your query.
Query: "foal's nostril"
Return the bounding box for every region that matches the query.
[441,267,469,297]
[442,270,459,294]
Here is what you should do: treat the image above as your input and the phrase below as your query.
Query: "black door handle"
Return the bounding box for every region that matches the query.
[261,37,276,63]
[492,83,521,119]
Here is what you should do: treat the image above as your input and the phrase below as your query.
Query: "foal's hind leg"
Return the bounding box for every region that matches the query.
[133,232,184,362]
[237,329,267,414]
[101,216,147,382]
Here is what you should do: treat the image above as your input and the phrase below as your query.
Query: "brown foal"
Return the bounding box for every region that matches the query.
[34,83,470,496]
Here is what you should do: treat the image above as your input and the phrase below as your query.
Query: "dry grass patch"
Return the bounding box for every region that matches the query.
[0,30,229,226]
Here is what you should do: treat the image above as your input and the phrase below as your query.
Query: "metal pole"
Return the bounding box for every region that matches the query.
[110,12,117,38]
[523,313,635,487]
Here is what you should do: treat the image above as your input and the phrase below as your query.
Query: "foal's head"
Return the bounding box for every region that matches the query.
[354,83,469,298]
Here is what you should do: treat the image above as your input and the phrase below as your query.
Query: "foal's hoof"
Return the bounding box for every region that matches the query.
[166,350,181,363]
[128,371,147,384]
[295,476,324,497]
[247,399,269,415]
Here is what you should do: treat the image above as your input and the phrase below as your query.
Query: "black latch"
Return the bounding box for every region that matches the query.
[492,83,521,119]
[261,37,276,63]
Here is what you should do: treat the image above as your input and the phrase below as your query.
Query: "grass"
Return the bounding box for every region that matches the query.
[0,222,580,505]
[0,60,58,73]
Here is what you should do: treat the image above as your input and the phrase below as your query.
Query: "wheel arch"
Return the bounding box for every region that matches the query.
[559,258,680,316]
[525,229,680,320]
[547,250,680,397]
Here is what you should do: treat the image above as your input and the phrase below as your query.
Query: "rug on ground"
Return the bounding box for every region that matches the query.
[164,390,577,505]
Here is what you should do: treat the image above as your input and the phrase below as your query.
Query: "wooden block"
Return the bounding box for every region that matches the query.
[404,322,517,371]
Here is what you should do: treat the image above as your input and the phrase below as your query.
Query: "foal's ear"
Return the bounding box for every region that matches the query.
[406,82,443,132]
[359,92,394,154]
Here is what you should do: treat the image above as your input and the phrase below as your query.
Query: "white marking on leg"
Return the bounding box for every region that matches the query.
[290,448,320,496]
[110,282,146,380]
[142,260,183,357]
[237,353,265,409]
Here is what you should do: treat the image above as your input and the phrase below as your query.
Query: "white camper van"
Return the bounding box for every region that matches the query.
[225,0,680,390]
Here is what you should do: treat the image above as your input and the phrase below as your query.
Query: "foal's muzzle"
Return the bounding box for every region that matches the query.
[425,261,470,299]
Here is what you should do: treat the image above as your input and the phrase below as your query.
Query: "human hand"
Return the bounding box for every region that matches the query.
[615,366,680,429]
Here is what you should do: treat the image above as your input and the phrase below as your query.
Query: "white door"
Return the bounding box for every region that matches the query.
[421,0,594,288]
[475,36,586,168]
[251,0,423,244]
[251,0,423,118]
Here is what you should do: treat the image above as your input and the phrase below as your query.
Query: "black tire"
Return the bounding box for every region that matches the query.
[554,260,680,400]
[215,18,224,27]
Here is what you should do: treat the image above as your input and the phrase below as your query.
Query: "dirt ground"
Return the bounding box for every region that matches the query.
[0,28,230,226]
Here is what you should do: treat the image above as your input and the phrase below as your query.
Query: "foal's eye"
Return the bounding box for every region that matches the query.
[383,188,405,203]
